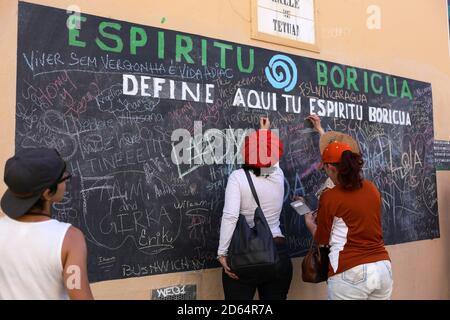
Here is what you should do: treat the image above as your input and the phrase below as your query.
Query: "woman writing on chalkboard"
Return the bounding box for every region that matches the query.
[0,148,94,300]
[303,125,393,300]
[217,117,292,300]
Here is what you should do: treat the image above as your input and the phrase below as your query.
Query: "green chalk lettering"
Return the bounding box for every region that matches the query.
[316,62,328,86]
[176,35,194,63]
[68,15,87,48]
[386,76,397,97]
[346,68,359,91]
[400,80,412,99]
[213,41,233,69]
[363,71,369,93]
[158,31,165,59]
[370,73,383,94]
[330,65,345,88]
[237,47,254,73]
[95,21,123,53]
[130,27,147,55]
[201,39,207,66]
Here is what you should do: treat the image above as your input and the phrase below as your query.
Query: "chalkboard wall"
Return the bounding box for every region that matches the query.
[15,2,439,282]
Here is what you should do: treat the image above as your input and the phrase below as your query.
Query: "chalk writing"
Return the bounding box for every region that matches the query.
[14,3,439,283]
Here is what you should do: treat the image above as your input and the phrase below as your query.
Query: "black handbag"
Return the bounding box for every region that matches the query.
[228,170,279,279]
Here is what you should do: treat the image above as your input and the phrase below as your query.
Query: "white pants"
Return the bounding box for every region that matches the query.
[327,260,393,300]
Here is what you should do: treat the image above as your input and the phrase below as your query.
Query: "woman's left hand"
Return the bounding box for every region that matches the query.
[304,210,318,236]
[292,195,305,202]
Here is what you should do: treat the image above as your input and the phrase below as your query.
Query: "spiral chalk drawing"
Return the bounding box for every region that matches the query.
[264,54,298,92]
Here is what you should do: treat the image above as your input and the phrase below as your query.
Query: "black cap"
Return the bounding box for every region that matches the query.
[1,148,65,218]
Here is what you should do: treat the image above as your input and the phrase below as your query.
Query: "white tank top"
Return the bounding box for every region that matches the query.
[0,215,71,300]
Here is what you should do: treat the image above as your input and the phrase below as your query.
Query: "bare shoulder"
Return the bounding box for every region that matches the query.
[65,226,85,242]
[61,226,87,267]
[63,226,87,252]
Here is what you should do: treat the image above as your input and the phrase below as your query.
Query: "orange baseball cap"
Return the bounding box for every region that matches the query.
[321,141,352,164]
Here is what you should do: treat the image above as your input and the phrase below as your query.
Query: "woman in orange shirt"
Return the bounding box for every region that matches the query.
[304,119,393,300]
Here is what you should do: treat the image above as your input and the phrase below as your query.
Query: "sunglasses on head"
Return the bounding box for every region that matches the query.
[58,171,72,183]
[56,163,72,184]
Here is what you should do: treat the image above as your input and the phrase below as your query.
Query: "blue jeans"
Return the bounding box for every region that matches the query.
[327,260,393,300]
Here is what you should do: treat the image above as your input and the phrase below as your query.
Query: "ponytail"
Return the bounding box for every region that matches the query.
[242,164,261,177]
[336,150,363,190]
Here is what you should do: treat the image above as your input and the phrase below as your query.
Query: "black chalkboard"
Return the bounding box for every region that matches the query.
[15,2,439,283]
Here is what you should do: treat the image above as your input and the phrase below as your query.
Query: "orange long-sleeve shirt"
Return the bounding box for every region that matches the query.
[314,179,390,276]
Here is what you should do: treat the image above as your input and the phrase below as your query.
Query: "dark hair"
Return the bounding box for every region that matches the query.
[28,183,59,212]
[333,150,364,190]
[242,164,261,177]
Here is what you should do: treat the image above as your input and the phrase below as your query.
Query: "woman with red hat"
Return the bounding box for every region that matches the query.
[304,115,393,300]
[217,117,292,300]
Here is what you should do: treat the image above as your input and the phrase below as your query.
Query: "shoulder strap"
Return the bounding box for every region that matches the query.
[244,169,261,208]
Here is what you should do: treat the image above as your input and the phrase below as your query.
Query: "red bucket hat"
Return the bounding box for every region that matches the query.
[243,130,283,168]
